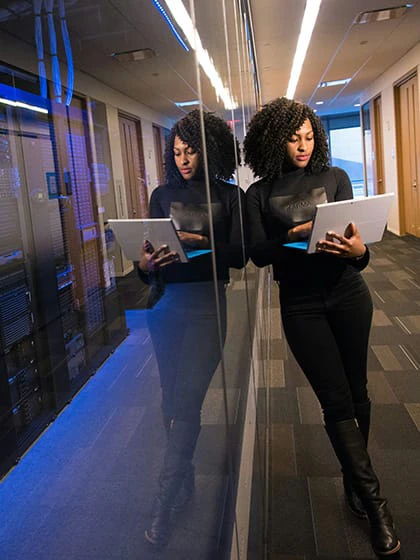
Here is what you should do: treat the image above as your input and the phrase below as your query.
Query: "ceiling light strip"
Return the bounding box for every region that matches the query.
[319,78,351,88]
[0,96,48,114]
[162,0,237,110]
[174,99,200,107]
[152,0,189,51]
[286,0,322,99]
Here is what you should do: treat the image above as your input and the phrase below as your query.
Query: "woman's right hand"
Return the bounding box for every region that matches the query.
[138,239,180,273]
[287,221,313,242]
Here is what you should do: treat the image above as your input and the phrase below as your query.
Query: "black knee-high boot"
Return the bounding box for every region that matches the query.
[161,415,196,512]
[171,462,195,512]
[145,420,201,546]
[162,414,172,437]
[161,414,196,512]
[326,419,400,557]
[355,400,371,443]
[341,400,371,518]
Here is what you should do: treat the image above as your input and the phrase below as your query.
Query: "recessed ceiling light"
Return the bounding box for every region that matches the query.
[354,4,412,24]
[111,48,156,62]
[319,78,351,88]
[354,103,361,107]
[316,101,324,105]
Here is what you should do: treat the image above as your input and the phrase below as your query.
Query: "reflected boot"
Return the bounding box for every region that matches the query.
[145,420,201,546]
[172,463,195,512]
[162,416,196,512]
[341,400,371,518]
[162,414,172,437]
[326,419,400,557]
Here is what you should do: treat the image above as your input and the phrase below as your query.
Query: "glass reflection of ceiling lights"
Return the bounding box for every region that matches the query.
[286,0,322,99]
[152,0,238,110]
[319,78,351,88]
[0,83,49,114]
[0,97,48,114]
[174,100,200,107]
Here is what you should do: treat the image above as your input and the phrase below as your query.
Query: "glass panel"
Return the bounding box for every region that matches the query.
[362,103,375,196]
[0,2,260,560]
[329,126,365,197]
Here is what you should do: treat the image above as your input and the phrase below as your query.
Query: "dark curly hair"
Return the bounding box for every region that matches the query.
[244,97,330,181]
[164,109,238,187]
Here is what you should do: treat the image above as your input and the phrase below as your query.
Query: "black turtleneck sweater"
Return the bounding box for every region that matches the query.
[246,166,369,295]
[148,178,246,283]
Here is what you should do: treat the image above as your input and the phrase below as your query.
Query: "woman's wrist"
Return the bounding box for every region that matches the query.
[137,261,149,274]
[351,246,367,260]
[198,234,209,248]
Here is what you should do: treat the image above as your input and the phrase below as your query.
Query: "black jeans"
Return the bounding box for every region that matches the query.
[280,270,373,423]
[147,281,227,425]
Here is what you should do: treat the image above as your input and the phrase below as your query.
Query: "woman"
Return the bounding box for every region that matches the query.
[244,97,400,557]
[138,109,246,546]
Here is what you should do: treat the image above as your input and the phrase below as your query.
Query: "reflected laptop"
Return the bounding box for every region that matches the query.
[284,193,395,254]
[107,218,211,263]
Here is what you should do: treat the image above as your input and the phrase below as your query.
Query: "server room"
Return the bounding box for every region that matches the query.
[0,1,419,559]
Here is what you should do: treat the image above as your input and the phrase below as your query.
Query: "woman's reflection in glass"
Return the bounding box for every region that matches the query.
[137,110,246,546]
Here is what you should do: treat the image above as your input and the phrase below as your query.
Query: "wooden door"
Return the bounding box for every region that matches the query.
[396,75,420,237]
[119,115,148,218]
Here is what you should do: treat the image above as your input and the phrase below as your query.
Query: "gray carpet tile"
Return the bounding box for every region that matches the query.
[269,477,317,556]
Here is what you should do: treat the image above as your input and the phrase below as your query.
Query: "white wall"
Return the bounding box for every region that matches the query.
[142,120,161,195]
[360,41,420,235]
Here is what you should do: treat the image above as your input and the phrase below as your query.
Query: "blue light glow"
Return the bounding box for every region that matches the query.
[175,100,200,107]
[58,0,74,106]
[151,0,189,52]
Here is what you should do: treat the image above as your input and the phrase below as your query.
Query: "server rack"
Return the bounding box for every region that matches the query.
[0,69,127,478]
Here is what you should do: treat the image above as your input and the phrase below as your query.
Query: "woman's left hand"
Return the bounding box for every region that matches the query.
[315,222,366,259]
[177,231,209,249]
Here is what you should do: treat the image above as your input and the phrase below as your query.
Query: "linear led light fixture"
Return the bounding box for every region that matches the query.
[175,99,200,107]
[158,0,237,110]
[152,0,189,51]
[319,78,351,88]
[354,4,413,24]
[0,96,48,114]
[286,0,322,99]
